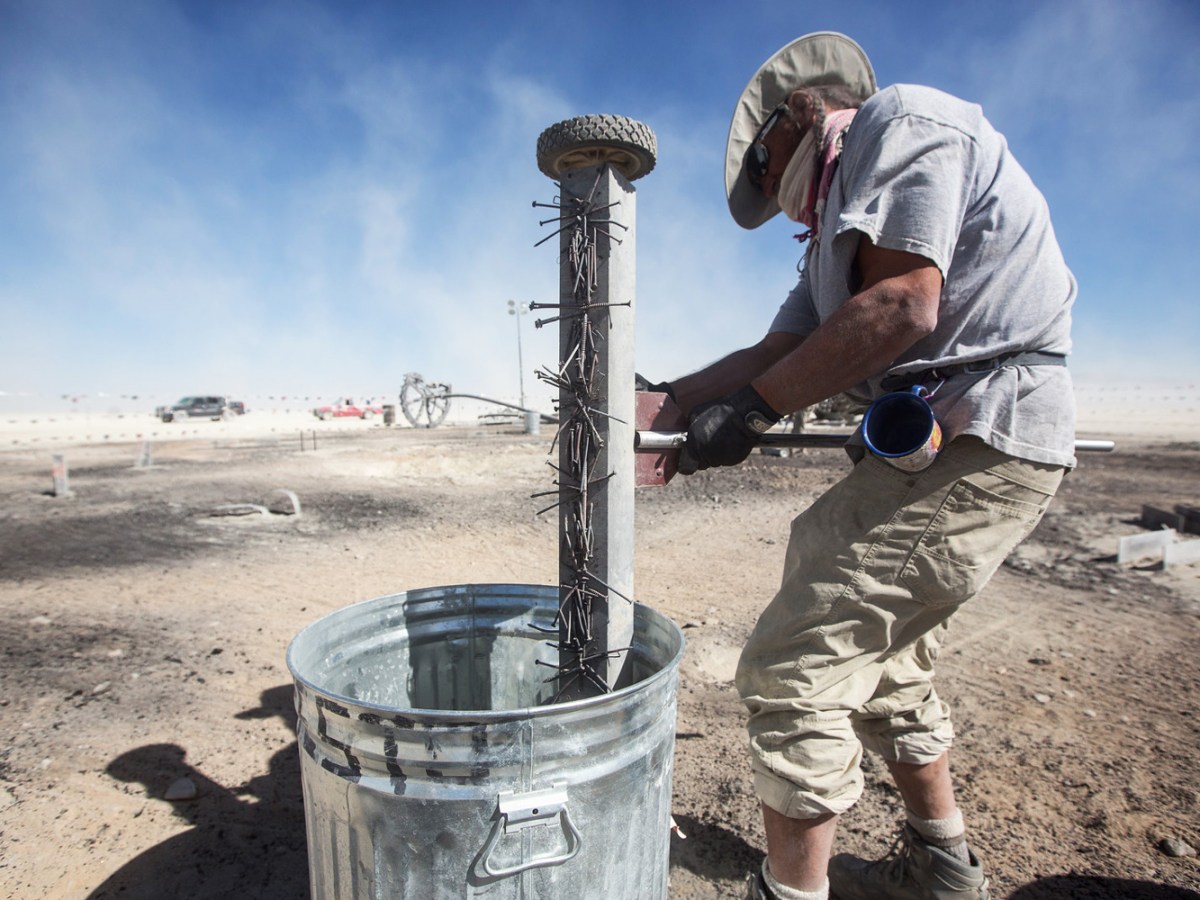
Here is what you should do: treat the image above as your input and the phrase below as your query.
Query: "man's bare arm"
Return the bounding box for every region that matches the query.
[670,331,803,415]
[751,237,943,416]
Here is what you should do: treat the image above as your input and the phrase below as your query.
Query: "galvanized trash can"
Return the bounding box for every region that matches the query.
[382,404,396,426]
[287,583,684,898]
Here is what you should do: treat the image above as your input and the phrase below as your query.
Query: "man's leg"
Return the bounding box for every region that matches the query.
[754,758,965,896]
[828,750,987,900]
[825,442,1064,898]
[888,753,973,862]
[740,439,1063,896]
[762,806,838,890]
[887,754,955,819]
[738,451,941,896]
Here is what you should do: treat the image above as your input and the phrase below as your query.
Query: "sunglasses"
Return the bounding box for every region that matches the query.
[745,103,792,187]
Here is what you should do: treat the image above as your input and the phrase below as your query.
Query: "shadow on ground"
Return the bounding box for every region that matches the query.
[1010,876,1200,899]
[85,688,1200,900]
[669,812,763,884]
[88,685,309,900]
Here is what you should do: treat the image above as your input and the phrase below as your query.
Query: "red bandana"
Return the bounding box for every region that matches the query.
[796,108,858,242]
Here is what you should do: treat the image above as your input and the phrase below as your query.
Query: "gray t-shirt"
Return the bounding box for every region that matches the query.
[770,84,1077,467]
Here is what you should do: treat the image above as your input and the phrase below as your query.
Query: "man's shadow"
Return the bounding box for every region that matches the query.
[1010,877,1200,899]
[88,685,310,900]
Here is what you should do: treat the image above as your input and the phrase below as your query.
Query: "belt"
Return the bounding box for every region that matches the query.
[879,351,1067,393]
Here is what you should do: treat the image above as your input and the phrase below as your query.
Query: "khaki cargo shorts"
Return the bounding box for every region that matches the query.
[735,437,1064,819]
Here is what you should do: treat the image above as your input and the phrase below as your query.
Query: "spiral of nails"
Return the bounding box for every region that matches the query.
[529,169,630,701]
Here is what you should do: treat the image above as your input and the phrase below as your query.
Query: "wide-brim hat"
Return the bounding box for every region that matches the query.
[725,32,877,230]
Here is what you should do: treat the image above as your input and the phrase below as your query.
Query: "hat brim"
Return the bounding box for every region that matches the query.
[726,32,877,230]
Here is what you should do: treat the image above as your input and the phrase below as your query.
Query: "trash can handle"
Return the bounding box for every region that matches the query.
[478,786,582,879]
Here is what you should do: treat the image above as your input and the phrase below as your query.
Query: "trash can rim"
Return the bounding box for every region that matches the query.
[285,582,685,721]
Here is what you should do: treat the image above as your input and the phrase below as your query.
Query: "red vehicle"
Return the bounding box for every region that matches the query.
[312,398,383,420]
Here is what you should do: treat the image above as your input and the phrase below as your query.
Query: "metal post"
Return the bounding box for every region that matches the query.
[553,164,637,697]
[535,113,655,700]
[51,453,71,497]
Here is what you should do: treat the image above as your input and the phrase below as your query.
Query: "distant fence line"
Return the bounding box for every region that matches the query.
[0,398,547,450]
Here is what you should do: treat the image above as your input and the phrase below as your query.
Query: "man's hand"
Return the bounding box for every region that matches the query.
[678,385,782,474]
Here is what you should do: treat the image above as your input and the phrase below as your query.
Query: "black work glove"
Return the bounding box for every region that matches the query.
[678,385,782,475]
[635,372,676,401]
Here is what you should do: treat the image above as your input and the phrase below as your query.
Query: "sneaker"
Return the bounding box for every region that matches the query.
[746,865,776,900]
[828,825,990,900]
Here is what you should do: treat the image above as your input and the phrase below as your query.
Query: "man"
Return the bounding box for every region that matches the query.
[657,32,1075,900]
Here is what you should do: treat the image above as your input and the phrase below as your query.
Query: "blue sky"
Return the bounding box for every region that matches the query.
[2,0,1198,414]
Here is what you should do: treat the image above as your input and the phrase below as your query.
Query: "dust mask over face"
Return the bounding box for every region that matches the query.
[776,127,818,225]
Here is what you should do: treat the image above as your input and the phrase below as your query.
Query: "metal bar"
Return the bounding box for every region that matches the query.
[634,430,1116,453]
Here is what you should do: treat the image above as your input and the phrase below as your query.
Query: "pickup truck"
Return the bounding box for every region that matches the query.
[159,396,246,422]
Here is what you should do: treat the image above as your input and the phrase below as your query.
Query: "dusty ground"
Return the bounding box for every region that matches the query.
[0,416,1198,899]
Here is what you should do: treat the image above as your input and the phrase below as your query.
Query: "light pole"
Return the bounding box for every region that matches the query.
[507,299,528,409]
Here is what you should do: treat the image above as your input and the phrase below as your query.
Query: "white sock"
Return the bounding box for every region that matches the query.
[763,858,829,900]
[906,808,971,863]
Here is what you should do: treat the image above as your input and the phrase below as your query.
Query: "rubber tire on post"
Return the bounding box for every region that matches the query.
[536,114,657,182]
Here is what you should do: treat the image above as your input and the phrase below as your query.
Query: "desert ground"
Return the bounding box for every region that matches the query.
[1,385,1198,899]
